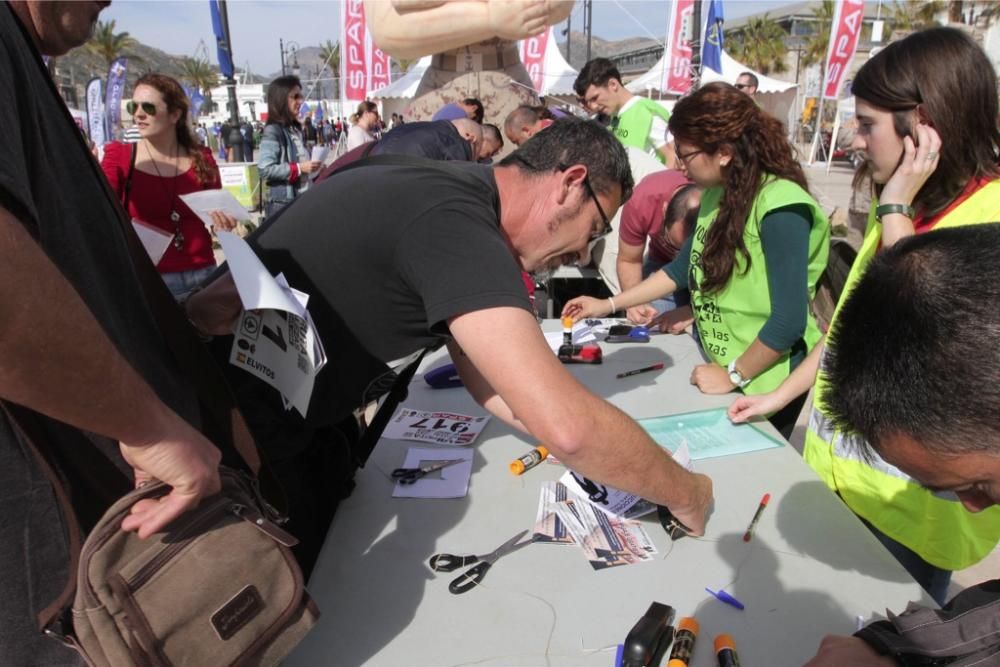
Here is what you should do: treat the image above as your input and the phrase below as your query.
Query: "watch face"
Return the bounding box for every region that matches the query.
[729,371,742,385]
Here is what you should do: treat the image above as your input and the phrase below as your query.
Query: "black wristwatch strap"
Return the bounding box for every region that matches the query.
[875,203,915,222]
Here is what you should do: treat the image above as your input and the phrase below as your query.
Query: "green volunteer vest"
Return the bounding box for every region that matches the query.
[805,180,1000,571]
[688,177,830,395]
[613,98,671,164]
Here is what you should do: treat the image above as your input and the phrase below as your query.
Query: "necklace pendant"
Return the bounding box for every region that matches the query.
[173,231,185,251]
[169,210,181,223]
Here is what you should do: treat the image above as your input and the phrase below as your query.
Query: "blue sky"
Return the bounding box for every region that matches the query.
[102,0,795,77]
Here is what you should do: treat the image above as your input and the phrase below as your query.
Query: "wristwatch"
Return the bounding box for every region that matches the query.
[874,203,915,223]
[727,361,751,389]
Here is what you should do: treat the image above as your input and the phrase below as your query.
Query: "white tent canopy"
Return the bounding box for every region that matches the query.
[627,50,797,135]
[369,56,432,100]
[699,50,797,93]
[519,31,579,97]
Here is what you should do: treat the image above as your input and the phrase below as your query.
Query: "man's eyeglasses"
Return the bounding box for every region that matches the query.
[510,155,614,241]
[582,174,612,241]
[126,100,157,116]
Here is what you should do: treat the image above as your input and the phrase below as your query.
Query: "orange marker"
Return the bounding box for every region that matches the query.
[666,616,699,666]
[714,634,741,667]
[509,445,549,475]
[561,316,574,346]
[742,493,771,542]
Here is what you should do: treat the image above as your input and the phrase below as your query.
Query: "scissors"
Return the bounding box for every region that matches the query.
[391,459,465,485]
[428,529,535,594]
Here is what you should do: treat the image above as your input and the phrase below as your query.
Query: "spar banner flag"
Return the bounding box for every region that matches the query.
[520,27,551,93]
[367,33,392,92]
[702,0,724,74]
[823,0,864,99]
[661,0,694,94]
[341,0,368,105]
[86,77,105,145]
[104,57,128,141]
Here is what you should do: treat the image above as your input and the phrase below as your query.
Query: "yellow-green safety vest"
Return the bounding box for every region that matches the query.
[689,177,830,395]
[805,179,1000,571]
[613,98,671,164]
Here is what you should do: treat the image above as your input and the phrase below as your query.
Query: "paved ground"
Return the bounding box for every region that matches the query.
[795,159,997,598]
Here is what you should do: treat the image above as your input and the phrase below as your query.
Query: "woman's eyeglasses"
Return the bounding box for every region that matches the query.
[126,100,157,116]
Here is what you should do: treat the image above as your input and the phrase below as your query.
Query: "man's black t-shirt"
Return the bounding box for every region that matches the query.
[248,158,531,416]
[251,159,530,364]
[0,5,200,482]
[0,5,202,661]
[371,120,473,162]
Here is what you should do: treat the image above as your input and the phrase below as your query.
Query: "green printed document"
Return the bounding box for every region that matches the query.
[638,408,784,461]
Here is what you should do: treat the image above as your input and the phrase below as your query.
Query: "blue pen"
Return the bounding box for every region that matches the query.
[614,643,624,667]
[705,587,745,610]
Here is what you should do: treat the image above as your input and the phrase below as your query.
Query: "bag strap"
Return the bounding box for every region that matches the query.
[122,141,137,211]
[354,348,428,467]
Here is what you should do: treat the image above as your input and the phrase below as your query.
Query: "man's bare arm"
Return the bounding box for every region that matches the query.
[0,206,220,537]
[617,240,657,324]
[449,306,712,533]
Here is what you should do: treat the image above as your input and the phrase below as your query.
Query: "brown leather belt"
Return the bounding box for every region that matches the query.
[432,45,521,72]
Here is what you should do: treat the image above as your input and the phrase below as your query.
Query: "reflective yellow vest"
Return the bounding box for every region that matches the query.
[613,98,671,164]
[689,177,830,395]
[805,180,1000,571]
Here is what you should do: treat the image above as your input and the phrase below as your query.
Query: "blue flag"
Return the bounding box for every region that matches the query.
[104,57,128,140]
[314,103,324,122]
[703,0,724,74]
[298,101,311,119]
[209,0,234,78]
[181,83,206,120]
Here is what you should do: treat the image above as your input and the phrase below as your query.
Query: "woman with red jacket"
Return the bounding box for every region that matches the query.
[102,73,237,301]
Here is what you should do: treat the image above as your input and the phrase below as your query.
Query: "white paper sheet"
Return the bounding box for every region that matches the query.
[550,488,658,570]
[219,232,325,417]
[178,190,250,230]
[310,146,329,164]
[558,442,692,519]
[382,408,491,446]
[131,219,173,264]
[391,447,474,499]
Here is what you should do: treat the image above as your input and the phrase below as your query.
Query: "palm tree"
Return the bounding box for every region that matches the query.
[86,20,139,68]
[801,0,835,68]
[395,58,416,74]
[730,14,788,75]
[890,0,945,31]
[318,40,340,100]
[179,56,218,111]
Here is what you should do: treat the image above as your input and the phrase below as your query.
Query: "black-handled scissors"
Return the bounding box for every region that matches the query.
[392,459,465,485]
[429,529,535,594]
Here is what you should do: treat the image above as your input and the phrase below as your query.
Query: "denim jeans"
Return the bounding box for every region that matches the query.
[160,265,217,303]
[859,515,952,606]
[641,257,691,314]
[0,417,82,666]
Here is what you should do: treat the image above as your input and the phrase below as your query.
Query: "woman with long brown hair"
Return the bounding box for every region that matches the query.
[102,73,236,301]
[731,27,1000,611]
[564,82,830,438]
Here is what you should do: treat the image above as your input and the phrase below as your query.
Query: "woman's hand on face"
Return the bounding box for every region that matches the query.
[879,122,942,208]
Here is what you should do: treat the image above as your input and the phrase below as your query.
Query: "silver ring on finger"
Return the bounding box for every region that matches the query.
[926,151,939,160]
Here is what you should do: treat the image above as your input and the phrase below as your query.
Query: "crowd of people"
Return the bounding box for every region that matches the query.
[3,0,1000,664]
